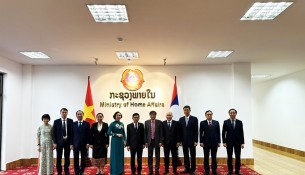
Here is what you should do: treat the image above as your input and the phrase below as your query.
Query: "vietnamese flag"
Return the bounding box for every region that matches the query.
[83,76,96,126]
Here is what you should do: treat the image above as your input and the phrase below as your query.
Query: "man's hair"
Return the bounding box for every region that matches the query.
[228,108,237,114]
[183,105,191,110]
[60,108,68,112]
[133,113,140,117]
[149,111,157,115]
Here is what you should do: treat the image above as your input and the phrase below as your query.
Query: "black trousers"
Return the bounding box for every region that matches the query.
[203,145,218,173]
[56,139,71,174]
[163,144,178,173]
[148,139,160,172]
[73,145,87,174]
[182,144,196,172]
[226,144,241,172]
[130,146,143,173]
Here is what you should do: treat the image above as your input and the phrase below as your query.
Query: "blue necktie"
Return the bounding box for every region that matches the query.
[63,120,67,136]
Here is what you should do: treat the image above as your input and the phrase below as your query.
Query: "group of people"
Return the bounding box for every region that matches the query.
[36,106,244,175]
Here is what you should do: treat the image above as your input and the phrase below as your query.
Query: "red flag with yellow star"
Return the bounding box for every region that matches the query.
[83,76,96,126]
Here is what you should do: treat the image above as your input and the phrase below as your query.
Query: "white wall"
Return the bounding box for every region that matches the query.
[0,56,24,170]
[252,70,305,151]
[31,63,253,159]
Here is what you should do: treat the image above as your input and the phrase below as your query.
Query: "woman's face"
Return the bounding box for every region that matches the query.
[97,114,103,122]
[43,118,49,124]
[115,113,122,121]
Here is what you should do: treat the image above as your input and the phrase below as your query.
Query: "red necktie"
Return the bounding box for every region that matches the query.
[151,120,155,139]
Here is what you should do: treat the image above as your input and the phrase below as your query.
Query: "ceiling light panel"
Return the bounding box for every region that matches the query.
[87,4,129,23]
[207,51,233,58]
[116,51,139,59]
[20,51,50,59]
[241,2,293,20]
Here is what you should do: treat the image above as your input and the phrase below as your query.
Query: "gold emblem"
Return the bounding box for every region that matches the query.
[121,69,144,91]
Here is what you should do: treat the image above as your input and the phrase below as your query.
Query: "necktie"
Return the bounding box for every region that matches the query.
[63,120,67,136]
[231,120,235,129]
[208,121,211,128]
[168,122,171,128]
[186,117,189,126]
[135,123,138,130]
[151,120,155,139]
[79,121,82,127]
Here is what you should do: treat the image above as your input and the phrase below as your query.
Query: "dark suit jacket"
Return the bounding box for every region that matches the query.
[222,119,244,145]
[144,119,163,145]
[89,122,109,146]
[52,118,73,146]
[179,115,198,145]
[200,120,221,146]
[70,120,90,147]
[126,122,145,149]
[162,120,180,146]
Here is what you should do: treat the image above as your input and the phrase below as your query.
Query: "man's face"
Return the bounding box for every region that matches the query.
[166,113,173,121]
[205,112,213,120]
[61,110,68,119]
[132,115,140,123]
[150,113,156,120]
[229,110,237,119]
[76,111,84,121]
[183,108,191,116]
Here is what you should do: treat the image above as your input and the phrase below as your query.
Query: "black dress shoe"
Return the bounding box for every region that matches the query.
[190,172,195,175]
[227,172,232,175]
[236,172,243,175]
[204,172,210,175]
[155,171,160,175]
[212,172,219,175]
[148,172,153,175]
[65,172,70,175]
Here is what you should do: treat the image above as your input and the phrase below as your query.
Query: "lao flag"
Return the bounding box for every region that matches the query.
[170,76,180,120]
[83,76,96,127]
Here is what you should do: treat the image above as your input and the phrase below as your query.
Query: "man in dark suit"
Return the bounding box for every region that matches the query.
[145,110,163,175]
[162,112,180,175]
[70,110,90,175]
[200,110,221,175]
[179,105,198,175]
[126,113,145,175]
[52,108,73,175]
[222,109,245,175]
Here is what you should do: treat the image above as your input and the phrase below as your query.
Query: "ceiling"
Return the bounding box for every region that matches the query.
[1,0,305,83]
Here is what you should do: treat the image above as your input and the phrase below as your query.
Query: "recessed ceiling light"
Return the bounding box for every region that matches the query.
[20,51,50,59]
[241,2,293,20]
[251,74,271,78]
[87,4,129,23]
[207,51,233,58]
[116,51,139,59]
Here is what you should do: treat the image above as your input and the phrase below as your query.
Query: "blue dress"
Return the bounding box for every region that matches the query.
[108,121,126,175]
